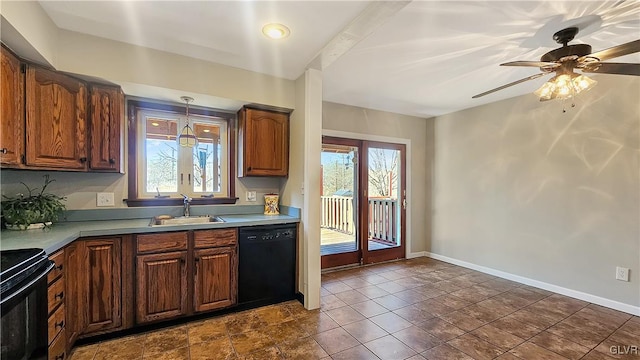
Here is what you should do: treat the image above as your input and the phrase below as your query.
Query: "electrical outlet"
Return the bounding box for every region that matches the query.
[616,267,630,282]
[97,192,115,207]
[246,191,257,202]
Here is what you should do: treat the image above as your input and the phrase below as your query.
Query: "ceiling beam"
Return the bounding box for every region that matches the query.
[306,1,412,71]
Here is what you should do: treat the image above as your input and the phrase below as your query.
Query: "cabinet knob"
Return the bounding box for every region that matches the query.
[55,291,64,300]
[109,158,116,164]
[56,264,63,271]
[55,320,65,329]
[55,354,65,360]
[79,157,87,163]
[247,166,252,171]
[0,148,7,154]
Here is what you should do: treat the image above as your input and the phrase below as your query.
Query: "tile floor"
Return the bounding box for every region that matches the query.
[70,257,640,359]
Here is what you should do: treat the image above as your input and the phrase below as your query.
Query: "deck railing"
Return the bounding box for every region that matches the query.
[321,196,354,234]
[368,198,397,244]
[321,196,397,244]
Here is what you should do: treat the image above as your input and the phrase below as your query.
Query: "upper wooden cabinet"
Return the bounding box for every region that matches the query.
[26,66,88,170]
[0,47,24,167]
[0,47,125,172]
[238,106,290,177]
[89,85,124,172]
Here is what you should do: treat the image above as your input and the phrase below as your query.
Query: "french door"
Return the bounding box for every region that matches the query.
[321,137,406,268]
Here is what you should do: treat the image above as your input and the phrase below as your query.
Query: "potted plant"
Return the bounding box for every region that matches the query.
[1,175,66,230]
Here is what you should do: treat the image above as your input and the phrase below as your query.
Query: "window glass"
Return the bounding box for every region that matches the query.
[144,116,178,193]
[136,110,228,199]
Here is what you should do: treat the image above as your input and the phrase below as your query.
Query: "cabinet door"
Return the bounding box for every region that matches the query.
[89,85,122,171]
[0,47,24,167]
[136,251,188,323]
[64,243,80,350]
[239,108,289,176]
[194,247,237,312]
[80,238,122,334]
[25,66,87,170]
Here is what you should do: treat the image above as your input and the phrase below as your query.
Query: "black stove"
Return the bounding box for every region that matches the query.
[1,249,52,305]
[1,248,53,360]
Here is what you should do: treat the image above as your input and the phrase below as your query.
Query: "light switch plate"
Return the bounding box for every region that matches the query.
[246,191,257,202]
[97,192,115,207]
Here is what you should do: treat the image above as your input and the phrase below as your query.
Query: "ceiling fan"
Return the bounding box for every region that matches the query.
[472,27,640,101]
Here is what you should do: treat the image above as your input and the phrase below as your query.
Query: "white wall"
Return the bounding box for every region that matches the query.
[431,76,640,310]
[322,102,433,254]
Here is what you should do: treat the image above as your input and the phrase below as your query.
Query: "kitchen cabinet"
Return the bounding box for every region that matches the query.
[64,243,80,350]
[26,66,88,170]
[47,250,66,360]
[237,106,290,177]
[78,238,122,334]
[0,46,24,167]
[135,232,189,323]
[193,229,238,312]
[0,49,125,172]
[89,84,124,172]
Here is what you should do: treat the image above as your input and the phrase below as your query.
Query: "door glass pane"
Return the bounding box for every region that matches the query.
[145,117,178,193]
[321,145,358,256]
[367,147,401,250]
[192,122,221,193]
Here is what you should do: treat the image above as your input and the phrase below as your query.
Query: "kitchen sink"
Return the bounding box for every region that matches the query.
[149,215,225,226]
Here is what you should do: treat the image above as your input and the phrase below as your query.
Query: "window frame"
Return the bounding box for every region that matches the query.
[126,99,237,207]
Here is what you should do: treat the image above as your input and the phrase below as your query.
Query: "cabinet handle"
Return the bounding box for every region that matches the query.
[55,291,64,300]
[55,320,65,329]
[247,166,252,171]
[55,353,65,360]
[194,257,200,262]
[79,157,87,163]
[109,158,115,164]
[0,148,7,154]
[56,264,63,271]
[188,174,191,185]
[180,258,185,264]
[181,173,184,185]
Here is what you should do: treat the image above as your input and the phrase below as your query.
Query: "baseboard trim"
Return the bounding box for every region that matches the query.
[407,251,427,259]
[425,252,640,316]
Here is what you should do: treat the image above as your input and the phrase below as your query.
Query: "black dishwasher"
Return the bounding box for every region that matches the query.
[238,224,297,309]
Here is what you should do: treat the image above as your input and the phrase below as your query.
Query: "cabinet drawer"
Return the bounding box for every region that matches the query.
[48,277,65,315]
[48,328,66,360]
[48,250,64,284]
[137,232,188,254]
[48,304,65,345]
[194,229,237,248]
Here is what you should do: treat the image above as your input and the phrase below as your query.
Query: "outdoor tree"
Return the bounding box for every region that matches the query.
[368,148,398,198]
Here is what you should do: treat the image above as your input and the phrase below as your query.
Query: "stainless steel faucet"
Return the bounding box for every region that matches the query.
[180,194,191,217]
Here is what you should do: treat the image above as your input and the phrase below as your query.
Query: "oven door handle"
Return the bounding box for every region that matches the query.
[0,261,54,306]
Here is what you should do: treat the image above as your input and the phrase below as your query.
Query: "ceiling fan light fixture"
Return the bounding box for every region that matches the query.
[534,80,556,100]
[572,74,597,93]
[534,73,597,101]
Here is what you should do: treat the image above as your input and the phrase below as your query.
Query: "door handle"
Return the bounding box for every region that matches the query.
[402,198,406,209]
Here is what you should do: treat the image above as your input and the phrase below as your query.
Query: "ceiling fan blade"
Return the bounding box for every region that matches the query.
[501,61,558,68]
[582,62,640,76]
[472,73,548,98]
[580,39,640,62]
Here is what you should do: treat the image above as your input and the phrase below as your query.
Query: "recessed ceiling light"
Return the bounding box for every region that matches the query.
[262,23,290,40]
[203,129,210,133]
[151,122,159,126]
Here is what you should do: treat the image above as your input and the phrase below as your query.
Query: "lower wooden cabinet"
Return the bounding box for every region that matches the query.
[194,246,237,312]
[80,238,122,334]
[136,251,188,323]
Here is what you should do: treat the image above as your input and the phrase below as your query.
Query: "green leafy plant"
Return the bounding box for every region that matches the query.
[1,175,66,230]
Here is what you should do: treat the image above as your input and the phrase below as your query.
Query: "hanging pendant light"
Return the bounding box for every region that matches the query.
[178,96,198,148]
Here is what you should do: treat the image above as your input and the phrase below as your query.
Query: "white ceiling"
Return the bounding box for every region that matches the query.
[39,1,640,118]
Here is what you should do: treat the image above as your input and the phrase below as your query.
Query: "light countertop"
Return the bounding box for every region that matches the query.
[0,214,299,254]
